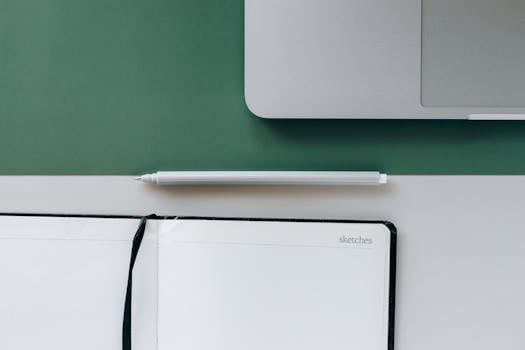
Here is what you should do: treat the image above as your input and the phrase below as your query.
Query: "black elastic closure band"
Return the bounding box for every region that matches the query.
[123,215,155,350]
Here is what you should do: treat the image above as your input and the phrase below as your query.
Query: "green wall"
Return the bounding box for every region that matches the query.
[1,0,524,175]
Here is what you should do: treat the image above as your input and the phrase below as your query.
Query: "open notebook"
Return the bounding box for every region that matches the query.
[0,215,396,350]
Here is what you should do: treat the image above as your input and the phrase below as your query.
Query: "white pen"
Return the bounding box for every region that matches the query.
[135,171,387,186]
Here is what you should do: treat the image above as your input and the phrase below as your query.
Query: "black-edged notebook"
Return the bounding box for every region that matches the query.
[0,214,396,350]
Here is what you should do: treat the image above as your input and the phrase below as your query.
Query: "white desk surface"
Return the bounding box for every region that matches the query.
[1,175,524,350]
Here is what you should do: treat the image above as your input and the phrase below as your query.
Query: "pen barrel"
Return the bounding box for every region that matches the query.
[153,171,386,186]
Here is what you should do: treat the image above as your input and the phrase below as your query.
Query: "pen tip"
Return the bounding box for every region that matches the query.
[134,176,142,181]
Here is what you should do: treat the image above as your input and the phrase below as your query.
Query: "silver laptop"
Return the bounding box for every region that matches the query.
[245,0,525,119]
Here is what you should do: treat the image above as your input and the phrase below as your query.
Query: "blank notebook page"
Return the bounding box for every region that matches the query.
[0,216,139,350]
[157,219,393,350]
[0,215,159,350]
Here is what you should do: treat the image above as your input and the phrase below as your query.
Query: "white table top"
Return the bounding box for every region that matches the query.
[1,175,524,349]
